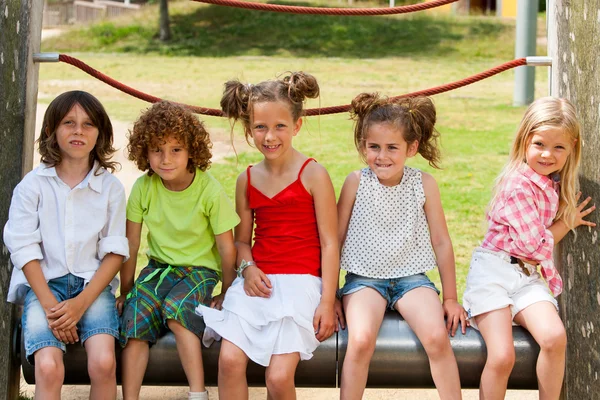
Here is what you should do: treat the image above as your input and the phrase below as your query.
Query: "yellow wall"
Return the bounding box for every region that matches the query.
[501,0,518,17]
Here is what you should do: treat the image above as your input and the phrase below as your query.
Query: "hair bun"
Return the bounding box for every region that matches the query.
[350,92,382,120]
[284,72,320,103]
[220,80,251,119]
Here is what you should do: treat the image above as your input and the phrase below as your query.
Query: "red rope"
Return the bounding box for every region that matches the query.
[58,54,526,117]
[191,0,458,16]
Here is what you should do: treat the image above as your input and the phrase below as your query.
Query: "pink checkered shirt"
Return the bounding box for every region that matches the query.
[482,164,562,296]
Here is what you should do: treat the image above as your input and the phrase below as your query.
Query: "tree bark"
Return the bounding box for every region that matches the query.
[549,1,600,399]
[159,0,171,42]
[0,0,42,399]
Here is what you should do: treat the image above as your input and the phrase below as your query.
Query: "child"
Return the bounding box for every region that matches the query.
[117,101,239,400]
[463,97,596,399]
[197,71,341,399]
[4,90,129,400]
[337,93,466,400]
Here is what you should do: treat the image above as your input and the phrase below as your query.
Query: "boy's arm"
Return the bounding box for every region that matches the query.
[422,173,467,336]
[116,220,142,315]
[210,230,236,309]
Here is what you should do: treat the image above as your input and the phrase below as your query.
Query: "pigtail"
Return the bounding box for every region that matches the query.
[220,80,253,142]
[350,92,382,154]
[402,96,441,169]
[284,72,320,104]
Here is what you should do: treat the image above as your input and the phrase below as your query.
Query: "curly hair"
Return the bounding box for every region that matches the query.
[37,91,118,173]
[350,93,441,169]
[127,101,212,175]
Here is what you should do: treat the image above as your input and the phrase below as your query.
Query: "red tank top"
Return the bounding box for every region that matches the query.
[247,158,321,277]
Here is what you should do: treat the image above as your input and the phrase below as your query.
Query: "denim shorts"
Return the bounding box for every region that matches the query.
[339,272,440,310]
[22,273,119,364]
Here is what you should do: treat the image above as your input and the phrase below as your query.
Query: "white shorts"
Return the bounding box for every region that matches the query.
[463,248,558,329]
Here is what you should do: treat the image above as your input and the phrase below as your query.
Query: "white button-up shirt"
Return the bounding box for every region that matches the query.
[4,162,129,304]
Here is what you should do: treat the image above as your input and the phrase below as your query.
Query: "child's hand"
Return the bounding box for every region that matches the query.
[574,192,596,228]
[210,293,226,310]
[115,294,128,316]
[334,298,346,331]
[242,266,272,298]
[442,299,469,336]
[313,302,336,341]
[51,326,79,344]
[47,297,86,331]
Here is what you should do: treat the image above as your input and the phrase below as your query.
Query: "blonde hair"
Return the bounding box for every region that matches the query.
[350,93,441,168]
[490,97,581,229]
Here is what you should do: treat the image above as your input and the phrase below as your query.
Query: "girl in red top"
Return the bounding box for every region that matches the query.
[196,72,342,399]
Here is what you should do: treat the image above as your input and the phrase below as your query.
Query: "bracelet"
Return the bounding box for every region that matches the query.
[237,259,257,278]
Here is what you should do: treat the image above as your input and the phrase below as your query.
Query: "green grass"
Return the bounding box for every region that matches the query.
[39,0,550,301]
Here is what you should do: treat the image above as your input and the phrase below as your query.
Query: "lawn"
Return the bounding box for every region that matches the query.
[38,0,550,300]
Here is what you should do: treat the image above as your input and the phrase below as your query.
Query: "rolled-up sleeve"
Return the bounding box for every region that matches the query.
[3,183,43,270]
[98,181,129,261]
[499,188,555,261]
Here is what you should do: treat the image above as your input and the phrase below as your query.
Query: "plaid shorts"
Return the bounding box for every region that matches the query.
[119,259,219,347]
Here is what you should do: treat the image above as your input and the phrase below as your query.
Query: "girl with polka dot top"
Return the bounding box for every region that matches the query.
[337,93,466,400]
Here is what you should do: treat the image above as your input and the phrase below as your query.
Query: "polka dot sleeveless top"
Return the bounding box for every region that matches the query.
[340,167,437,279]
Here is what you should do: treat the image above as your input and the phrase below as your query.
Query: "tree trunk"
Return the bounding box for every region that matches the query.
[0,0,42,398]
[159,0,171,42]
[549,1,600,399]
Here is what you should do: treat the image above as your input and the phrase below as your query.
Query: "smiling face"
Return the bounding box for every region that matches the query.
[249,101,302,161]
[54,103,99,163]
[364,122,418,186]
[525,127,573,176]
[147,135,194,191]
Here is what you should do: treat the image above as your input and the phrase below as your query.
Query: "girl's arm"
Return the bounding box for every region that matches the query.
[422,173,467,336]
[234,172,272,298]
[549,194,596,243]
[210,230,236,310]
[337,171,360,251]
[116,220,142,314]
[49,181,129,330]
[306,162,339,342]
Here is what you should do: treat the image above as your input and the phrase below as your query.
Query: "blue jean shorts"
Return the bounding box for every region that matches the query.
[22,273,119,364]
[339,272,440,310]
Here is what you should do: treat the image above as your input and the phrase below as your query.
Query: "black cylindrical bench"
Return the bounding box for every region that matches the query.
[20,311,539,388]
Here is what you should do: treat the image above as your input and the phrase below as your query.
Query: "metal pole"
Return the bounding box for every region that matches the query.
[513,0,539,106]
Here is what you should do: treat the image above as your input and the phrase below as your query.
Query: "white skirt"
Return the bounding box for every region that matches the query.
[196,274,322,367]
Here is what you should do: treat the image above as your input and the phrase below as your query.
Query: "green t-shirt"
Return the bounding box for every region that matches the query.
[127,169,240,274]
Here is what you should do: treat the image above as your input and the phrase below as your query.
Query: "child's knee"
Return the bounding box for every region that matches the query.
[348,330,378,357]
[219,347,247,376]
[538,325,567,352]
[419,326,451,356]
[88,351,116,381]
[486,346,516,373]
[265,368,294,392]
[35,350,64,383]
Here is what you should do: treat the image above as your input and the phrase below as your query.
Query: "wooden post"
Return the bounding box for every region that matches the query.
[548,1,600,398]
[0,0,42,399]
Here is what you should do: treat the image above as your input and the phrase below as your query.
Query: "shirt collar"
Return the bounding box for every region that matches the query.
[518,163,554,191]
[37,161,104,193]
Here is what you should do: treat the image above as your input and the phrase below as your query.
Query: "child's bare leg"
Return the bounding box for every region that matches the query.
[475,307,515,400]
[166,319,206,392]
[514,302,566,400]
[340,288,387,400]
[265,353,300,400]
[121,338,150,400]
[33,347,64,400]
[85,334,117,400]
[218,339,250,400]
[395,288,462,400]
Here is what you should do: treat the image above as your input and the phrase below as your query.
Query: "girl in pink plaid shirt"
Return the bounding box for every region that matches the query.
[463,97,596,400]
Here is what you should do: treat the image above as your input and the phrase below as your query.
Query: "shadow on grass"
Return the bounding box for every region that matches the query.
[55,2,511,59]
